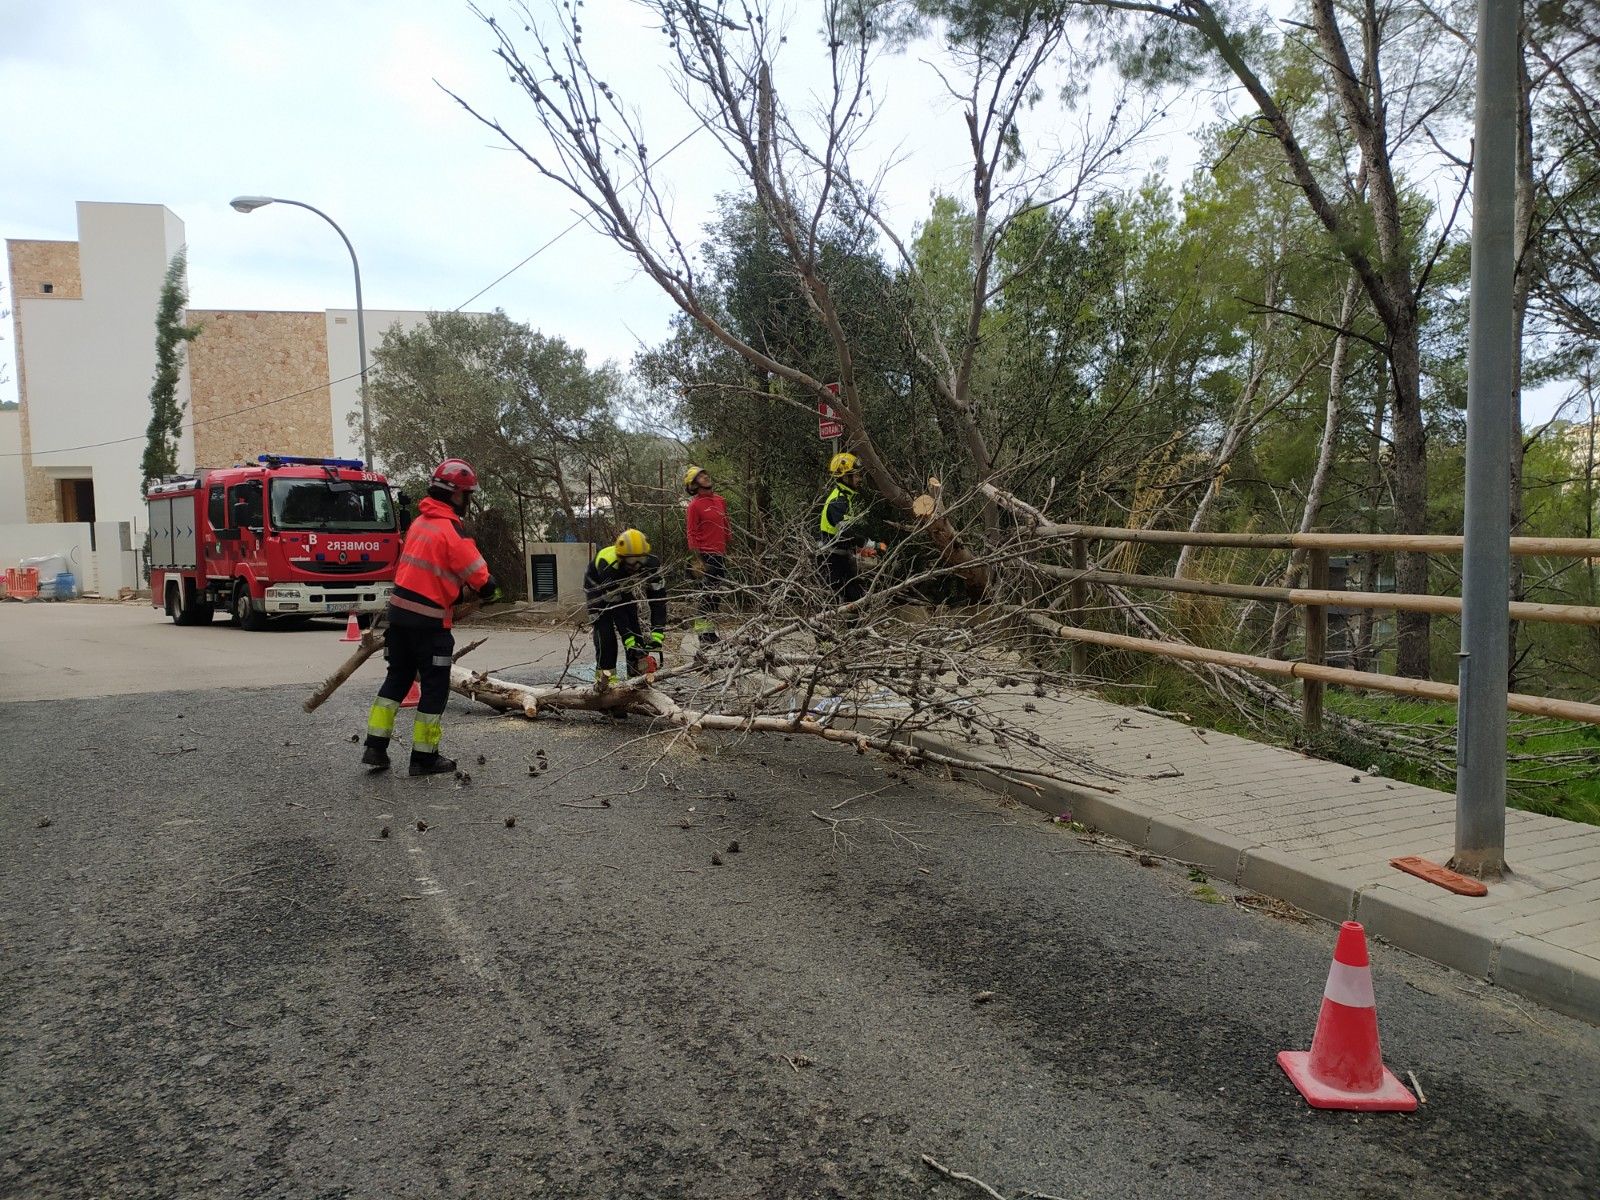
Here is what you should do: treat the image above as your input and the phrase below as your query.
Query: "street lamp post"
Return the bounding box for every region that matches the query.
[230,195,373,466]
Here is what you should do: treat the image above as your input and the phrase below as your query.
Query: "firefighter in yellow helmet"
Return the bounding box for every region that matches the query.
[583,528,668,685]
[817,451,877,603]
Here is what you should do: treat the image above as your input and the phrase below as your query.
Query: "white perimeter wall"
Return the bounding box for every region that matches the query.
[0,410,24,524]
[20,202,188,528]
[0,521,140,596]
[324,308,432,467]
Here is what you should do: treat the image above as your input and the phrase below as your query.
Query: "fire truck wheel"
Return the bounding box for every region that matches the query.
[167,582,212,626]
[232,581,268,632]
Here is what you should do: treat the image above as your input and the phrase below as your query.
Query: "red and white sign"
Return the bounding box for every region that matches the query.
[818,382,844,440]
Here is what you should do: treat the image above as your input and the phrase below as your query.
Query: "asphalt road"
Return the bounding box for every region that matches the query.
[0,601,370,701]
[3,615,1599,1197]
[0,601,580,702]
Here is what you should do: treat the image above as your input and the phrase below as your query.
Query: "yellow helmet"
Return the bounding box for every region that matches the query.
[614,528,651,558]
[684,465,707,493]
[828,452,860,479]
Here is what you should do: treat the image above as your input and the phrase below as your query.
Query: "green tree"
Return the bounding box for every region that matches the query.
[365,310,622,538]
[139,250,200,493]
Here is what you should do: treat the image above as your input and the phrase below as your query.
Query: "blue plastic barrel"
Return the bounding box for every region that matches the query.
[54,571,77,600]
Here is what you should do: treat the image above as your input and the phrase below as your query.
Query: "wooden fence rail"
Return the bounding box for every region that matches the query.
[982,486,1600,731]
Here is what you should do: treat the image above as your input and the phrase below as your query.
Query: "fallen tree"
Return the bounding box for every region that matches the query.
[441,522,1133,796]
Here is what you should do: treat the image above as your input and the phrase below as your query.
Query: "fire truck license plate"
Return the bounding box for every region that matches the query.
[324,603,347,613]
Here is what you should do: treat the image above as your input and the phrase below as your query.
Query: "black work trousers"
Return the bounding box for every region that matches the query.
[821,551,864,604]
[592,604,643,674]
[696,553,727,614]
[378,622,454,715]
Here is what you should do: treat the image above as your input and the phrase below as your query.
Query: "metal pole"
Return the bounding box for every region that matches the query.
[265,199,373,466]
[1452,0,1518,879]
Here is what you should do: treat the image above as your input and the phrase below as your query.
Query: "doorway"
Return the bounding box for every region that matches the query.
[57,478,96,523]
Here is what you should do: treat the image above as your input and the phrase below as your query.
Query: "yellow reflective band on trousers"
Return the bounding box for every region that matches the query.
[367,696,400,739]
[412,714,443,754]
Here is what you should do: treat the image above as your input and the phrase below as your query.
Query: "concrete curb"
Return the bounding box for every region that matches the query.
[895,727,1598,1025]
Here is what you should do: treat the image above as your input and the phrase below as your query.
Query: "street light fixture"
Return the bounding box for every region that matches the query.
[229,194,374,465]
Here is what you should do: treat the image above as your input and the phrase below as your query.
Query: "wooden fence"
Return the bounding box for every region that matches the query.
[989,492,1600,730]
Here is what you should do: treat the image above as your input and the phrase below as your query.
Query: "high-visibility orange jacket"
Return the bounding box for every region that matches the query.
[388,497,490,629]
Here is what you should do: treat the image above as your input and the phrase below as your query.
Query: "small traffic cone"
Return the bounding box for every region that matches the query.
[1278,921,1417,1112]
[400,680,421,709]
[340,611,362,642]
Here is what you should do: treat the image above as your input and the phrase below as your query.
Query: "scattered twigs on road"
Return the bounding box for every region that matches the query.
[830,783,894,810]
[920,1154,1071,1200]
[919,1155,1008,1200]
[1408,1070,1427,1104]
[810,809,929,853]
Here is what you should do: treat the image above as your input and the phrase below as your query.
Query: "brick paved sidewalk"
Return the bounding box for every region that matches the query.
[904,689,1600,1024]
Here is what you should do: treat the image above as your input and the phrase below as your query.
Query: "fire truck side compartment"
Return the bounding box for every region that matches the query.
[146,494,197,570]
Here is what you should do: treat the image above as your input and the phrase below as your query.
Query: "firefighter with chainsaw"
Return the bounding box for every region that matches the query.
[683,464,730,645]
[362,458,500,776]
[584,528,668,686]
[817,452,883,604]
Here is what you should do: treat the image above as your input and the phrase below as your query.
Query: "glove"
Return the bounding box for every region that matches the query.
[649,631,666,666]
[478,575,502,604]
[857,543,879,559]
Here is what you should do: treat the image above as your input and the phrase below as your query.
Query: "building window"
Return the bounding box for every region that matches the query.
[40,283,54,294]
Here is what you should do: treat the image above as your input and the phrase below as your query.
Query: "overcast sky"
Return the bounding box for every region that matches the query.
[0,0,1568,424]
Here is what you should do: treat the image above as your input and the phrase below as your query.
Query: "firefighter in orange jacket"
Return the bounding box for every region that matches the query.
[362,458,499,776]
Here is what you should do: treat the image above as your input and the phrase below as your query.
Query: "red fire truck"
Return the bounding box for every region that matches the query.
[146,454,401,630]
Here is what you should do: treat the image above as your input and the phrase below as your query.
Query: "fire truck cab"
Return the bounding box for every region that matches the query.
[147,454,400,630]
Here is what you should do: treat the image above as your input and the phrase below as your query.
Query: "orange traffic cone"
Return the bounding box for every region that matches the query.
[400,680,421,709]
[1278,921,1417,1111]
[340,611,362,642]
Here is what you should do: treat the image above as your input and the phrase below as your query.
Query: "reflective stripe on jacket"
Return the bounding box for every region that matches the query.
[389,496,490,629]
[583,545,668,632]
[818,483,858,545]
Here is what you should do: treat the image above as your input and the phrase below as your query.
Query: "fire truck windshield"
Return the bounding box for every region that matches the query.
[269,479,396,532]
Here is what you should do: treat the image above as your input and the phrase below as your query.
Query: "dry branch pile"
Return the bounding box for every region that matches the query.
[445,512,1134,794]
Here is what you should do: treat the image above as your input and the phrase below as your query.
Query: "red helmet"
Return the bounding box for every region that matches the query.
[430,458,478,494]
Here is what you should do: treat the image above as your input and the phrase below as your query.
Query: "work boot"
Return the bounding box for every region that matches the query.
[362,736,391,772]
[408,751,457,777]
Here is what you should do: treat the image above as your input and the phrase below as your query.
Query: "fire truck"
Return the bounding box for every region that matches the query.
[146,454,401,630]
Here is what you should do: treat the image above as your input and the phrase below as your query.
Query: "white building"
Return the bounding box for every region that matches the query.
[3,201,432,530]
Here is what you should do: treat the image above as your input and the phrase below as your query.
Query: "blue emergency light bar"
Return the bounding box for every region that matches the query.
[257,454,366,470]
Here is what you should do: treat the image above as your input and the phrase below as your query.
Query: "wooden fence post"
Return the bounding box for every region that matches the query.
[1303,549,1329,733]
[1070,537,1088,677]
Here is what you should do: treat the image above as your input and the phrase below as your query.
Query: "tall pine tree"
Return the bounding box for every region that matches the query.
[139,250,201,493]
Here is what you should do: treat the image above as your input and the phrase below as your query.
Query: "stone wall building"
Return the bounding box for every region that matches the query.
[3,201,432,528]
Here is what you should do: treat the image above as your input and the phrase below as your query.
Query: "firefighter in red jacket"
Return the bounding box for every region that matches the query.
[362,458,499,776]
[683,464,730,645]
